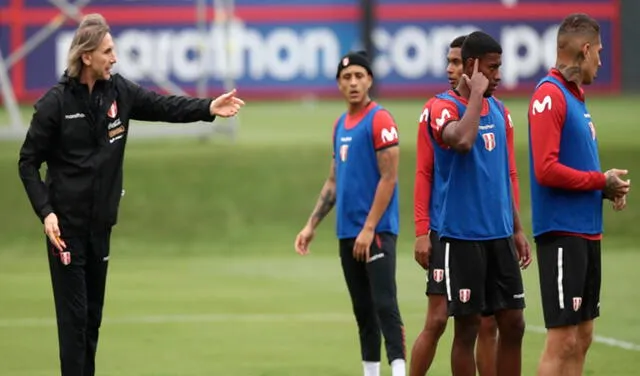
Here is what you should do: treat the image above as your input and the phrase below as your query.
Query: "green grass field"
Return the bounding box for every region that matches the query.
[0,96,639,375]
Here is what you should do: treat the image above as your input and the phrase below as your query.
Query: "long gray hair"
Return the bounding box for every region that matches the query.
[66,13,110,77]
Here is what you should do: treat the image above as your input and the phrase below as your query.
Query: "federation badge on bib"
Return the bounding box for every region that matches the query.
[340,144,349,162]
[482,132,496,151]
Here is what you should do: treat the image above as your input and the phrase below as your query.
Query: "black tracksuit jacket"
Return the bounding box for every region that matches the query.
[18,73,216,236]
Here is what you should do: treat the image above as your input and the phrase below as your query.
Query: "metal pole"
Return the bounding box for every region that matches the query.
[5,0,90,68]
[0,48,24,131]
[361,0,376,97]
[196,0,207,98]
[206,0,238,141]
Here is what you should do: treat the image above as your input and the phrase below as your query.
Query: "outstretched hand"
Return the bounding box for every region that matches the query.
[210,88,245,118]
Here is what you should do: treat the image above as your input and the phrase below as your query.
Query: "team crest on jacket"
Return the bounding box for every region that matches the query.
[340,144,349,162]
[433,269,444,283]
[482,132,496,151]
[459,288,471,303]
[107,100,118,119]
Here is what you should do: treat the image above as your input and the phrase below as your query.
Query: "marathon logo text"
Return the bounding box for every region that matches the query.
[53,21,572,89]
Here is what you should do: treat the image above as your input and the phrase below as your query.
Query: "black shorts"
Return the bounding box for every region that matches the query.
[442,236,525,317]
[426,230,446,296]
[536,234,601,328]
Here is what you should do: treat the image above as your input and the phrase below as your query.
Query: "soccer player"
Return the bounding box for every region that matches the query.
[427,31,531,376]
[17,14,244,376]
[411,34,498,376]
[528,13,630,376]
[294,51,405,376]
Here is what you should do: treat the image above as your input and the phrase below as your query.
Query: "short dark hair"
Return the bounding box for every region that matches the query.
[461,31,502,64]
[558,13,600,44]
[449,35,467,49]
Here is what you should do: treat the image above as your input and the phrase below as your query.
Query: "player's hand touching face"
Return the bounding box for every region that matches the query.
[462,55,501,97]
[338,66,372,104]
[459,58,489,97]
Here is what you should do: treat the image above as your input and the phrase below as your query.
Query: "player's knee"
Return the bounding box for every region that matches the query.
[548,327,579,360]
[478,317,498,341]
[454,315,481,345]
[577,322,594,354]
[351,301,376,324]
[558,335,580,360]
[497,312,525,343]
[425,311,448,337]
[374,297,399,319]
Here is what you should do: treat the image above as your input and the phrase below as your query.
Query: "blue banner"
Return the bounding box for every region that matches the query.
[3,0,621,101]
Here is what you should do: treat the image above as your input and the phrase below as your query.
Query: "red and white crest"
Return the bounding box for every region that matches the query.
[340,144,349,162]
[482,132,496,151]
[433,269,444,283]
[573,297,582,312]
[588,122,596,140]
[459,289,471,303]
[107,101,118,118]
[342,57,349,66]
[60,251,71,266]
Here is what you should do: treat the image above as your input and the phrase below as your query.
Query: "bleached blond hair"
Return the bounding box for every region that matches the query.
[66,13,110,77]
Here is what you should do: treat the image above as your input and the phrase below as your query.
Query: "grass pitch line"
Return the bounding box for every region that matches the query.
[525,324,640,352]
[1,313,639,352]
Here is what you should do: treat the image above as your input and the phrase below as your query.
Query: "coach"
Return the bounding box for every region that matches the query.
[17,13,243,376]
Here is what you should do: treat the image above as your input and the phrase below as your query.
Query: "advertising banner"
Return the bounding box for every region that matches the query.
[1,0,620,102]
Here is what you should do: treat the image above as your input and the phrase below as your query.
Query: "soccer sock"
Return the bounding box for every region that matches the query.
[362,361,380,376]
[390,358,406,376]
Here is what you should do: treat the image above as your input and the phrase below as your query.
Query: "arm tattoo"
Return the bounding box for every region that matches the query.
[311,186,336,223]
[308,161,337,227]
[377,147,398,179]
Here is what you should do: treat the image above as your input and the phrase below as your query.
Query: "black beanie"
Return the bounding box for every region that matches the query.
[336,50,374,79]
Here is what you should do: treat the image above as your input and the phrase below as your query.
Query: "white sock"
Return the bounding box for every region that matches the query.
[363,361,380,376]
[390,358,406,376]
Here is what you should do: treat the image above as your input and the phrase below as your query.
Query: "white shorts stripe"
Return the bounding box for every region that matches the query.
[557,247,564,309]
[445,242,452,302]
